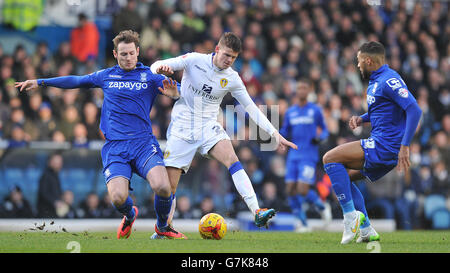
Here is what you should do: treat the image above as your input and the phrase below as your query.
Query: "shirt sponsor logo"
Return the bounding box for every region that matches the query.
[202,84,213,94]
[108,81,148,91]
[386,78,402,90]
[189,84,220,101]
[291,116,314,125]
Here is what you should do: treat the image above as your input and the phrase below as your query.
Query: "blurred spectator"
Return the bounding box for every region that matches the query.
[8,125,28,148]
[196,196,215,216]
[0,186,34,218]
[57,105,80,141]
[99,193,122,218]
[70,13,100,63]
[79,192,101,218]
[82,102,101,140]
[140,17,173,54]
[260,181,289,213]
[72,122,89,148]
[35,102,57,141]
[37,152,64,218]
[56,190,80,219]
[173,195,195,219]
[112,0,143,36]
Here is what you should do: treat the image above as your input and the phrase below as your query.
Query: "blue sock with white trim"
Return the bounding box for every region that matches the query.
[324,163,355,215]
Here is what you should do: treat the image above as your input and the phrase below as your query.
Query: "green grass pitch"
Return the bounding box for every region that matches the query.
[0,230,449,253]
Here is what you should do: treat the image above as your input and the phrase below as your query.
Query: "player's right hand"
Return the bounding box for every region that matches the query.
[349,116,363,130]
[156,65,174,76]
[15,80,38,92]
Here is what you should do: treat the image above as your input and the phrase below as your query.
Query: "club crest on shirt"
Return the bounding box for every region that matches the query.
[163,150,170,159]
[220,78,228,88]
[140,72,147,82]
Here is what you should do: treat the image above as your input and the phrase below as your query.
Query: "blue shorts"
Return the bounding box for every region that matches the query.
[285,159,316,184]
[360,138,397,182]
[101,135,165,184]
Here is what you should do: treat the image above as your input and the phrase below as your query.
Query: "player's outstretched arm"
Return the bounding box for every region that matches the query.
[16,75,98,91]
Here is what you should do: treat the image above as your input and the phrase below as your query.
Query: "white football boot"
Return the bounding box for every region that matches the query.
[341,211,365,244]
[356,225,380,243]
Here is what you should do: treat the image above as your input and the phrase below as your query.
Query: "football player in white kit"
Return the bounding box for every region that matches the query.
[150,33,297,237]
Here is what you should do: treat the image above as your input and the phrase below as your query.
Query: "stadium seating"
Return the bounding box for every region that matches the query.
[431,208,450,229]
[424,194,447,220]
[59,168,97,205]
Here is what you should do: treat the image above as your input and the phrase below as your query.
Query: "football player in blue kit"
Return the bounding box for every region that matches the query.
[15,30,187,239]
[280,79,331,232]
[322,41,422,244]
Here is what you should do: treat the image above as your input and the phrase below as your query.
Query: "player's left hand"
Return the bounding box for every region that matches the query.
[158,78,179,100]
[273,131,298,151]
[397,145,411,173]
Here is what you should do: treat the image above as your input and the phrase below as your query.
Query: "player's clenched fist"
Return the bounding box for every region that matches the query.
[155,65,174,76]
[349,116,363,130]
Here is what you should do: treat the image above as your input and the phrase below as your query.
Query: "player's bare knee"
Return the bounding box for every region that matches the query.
[109,190,128,206]
[152,182,172,197]
[322,151,336,165]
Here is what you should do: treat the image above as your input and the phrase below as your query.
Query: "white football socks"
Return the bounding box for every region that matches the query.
[231,168,260,214]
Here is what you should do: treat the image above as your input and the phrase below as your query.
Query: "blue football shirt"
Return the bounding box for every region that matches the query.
[280,102,328,163]
[365,64,418,154]
[81,62,165,140]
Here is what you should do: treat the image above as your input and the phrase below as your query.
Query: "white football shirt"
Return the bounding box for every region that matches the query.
[150,52,277,140]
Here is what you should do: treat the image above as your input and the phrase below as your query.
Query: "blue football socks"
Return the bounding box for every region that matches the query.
[350,183,371,228]
[288,195,308,226]
[113,196,135,221]
[305,189,325,211]
[324,163,355,214]
[155,193,173,229]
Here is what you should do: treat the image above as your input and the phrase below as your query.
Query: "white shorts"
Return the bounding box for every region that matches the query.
[163,121,230,173]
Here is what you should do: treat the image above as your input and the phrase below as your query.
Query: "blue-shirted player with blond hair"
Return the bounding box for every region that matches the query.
[280,78,332,232]
[322,41,422,244]
[15,30,187,240]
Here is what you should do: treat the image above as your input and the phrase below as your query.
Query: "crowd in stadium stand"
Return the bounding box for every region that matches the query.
[0,0,448,229]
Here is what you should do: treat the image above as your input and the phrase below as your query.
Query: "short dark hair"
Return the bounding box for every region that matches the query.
[218,32,242,53]
[112,30,140,51]
[358,41,385,56]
